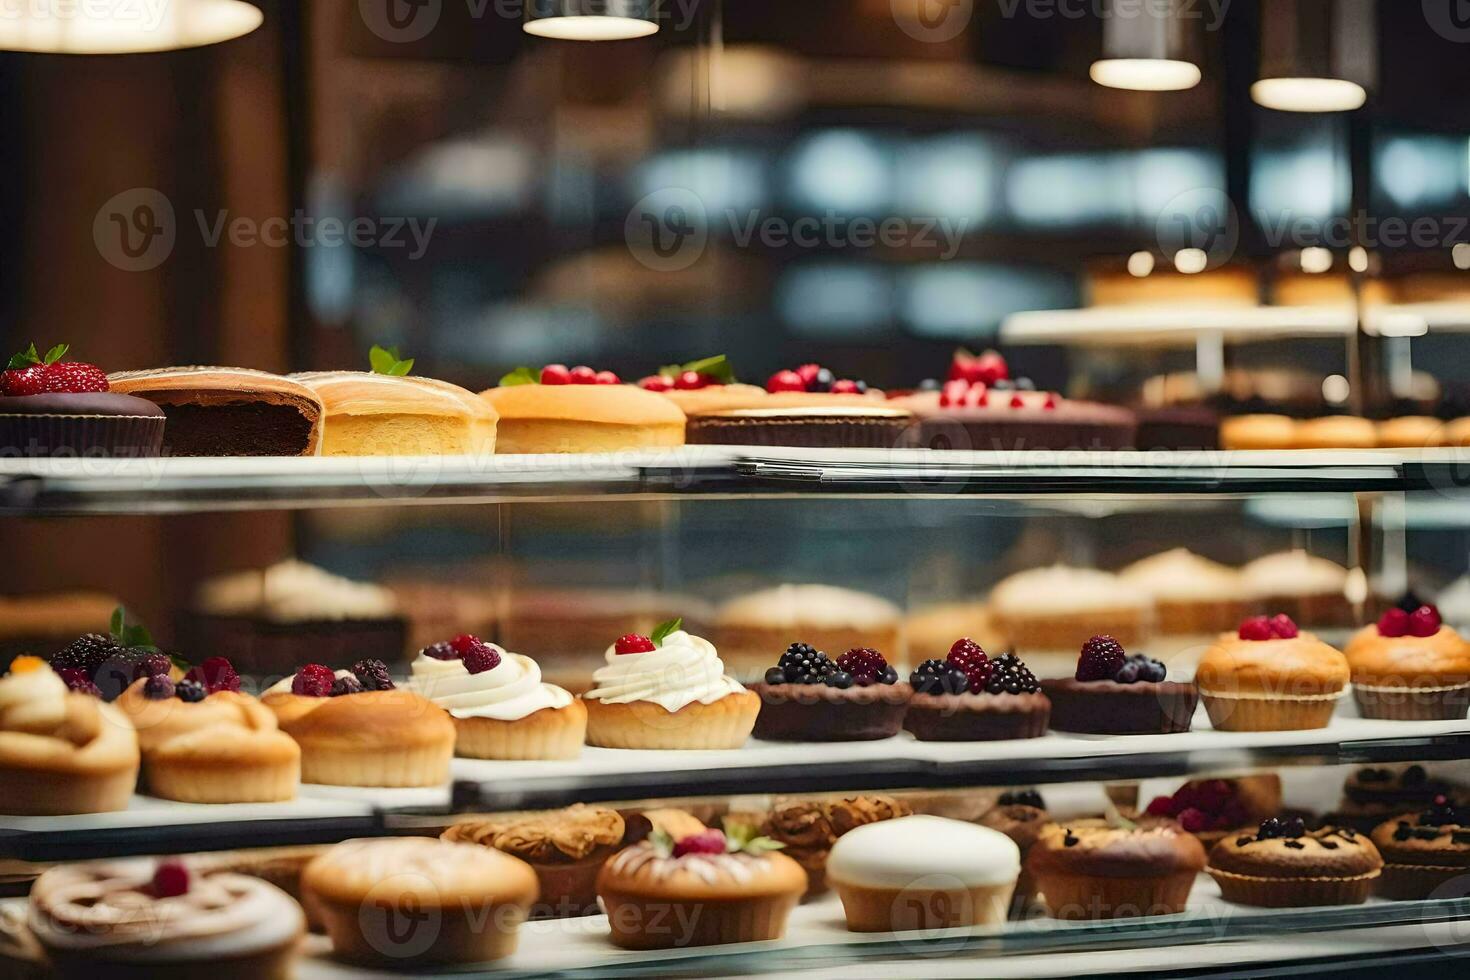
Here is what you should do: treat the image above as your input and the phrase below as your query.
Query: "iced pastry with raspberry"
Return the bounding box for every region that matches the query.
[1345,605,1470,720]
[0,342,164,458]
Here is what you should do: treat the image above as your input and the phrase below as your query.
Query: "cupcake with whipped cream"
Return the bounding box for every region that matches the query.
[581,619,759,750]
[989,566,1155,679]
[1120,549,1251,678]
[410,634,585,760]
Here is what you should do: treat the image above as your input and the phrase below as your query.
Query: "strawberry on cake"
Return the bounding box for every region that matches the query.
[0,342,164,458]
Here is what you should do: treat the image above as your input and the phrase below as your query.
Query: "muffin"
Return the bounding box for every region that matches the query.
[1239,550,1355,629]
[1371,796,1470,900]
[408,634,585,759]
[442,804,625,918]
[760,795,913,895]
[1042,635,1199,735]
[1196,615,1350,731]
[713,584,903,682]
[1330,765,1458,834]
[1207,817,1382,907]
[828,815,1020,932]
[1027,818,1207,919]
[1345,605,1470,720]
[30,858,304,980]
[482,375,686,453]
[978,791,1050,918]
[597,823,806,949]
[0,656,139,815]
[263,662,455,787]
[1119,549,1251,678]
[291,369,498,456]
[988,566,1154,679]
[903,640,1050,741]
[303,838,537,966]
[580,622,759,750]
[750,644,911,741]
[1377,416,1448,449]
[0,343,165,458]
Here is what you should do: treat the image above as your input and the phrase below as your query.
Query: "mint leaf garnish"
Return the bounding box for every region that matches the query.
[722,821,785,855]
[651,618,682,647]
[109,606,158,652]
[658,354,735,384]
[369,345,414,376]
[649,827,674,859]
[43,344,68,365]
[498,366,538,387]
[7,344,40,371]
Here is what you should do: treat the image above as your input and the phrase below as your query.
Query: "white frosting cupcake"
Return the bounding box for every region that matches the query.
[828,815,1020,889]
[409,647,572,721]
[583,630,745,713]
[1240,550,1348,599]
[990,566,1149,617]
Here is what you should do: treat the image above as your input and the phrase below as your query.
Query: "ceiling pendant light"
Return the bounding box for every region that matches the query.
[524,0,659,41]
[0,0,261,54]
[1089,0,1202,92]
[1253,0,1377,112]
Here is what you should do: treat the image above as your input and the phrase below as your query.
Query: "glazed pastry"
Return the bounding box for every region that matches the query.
[1239,550,1355,629]
[1196,615,1349,731]
[750,644,911,742]
[292,370,497,456]
[1041,635,1199,735]
[115,669,299,804]
[108,366,324,456]
[263,661,455,787]
[29,858,305,980]
[0,657,139,815]
[1345,605,1470,720]
[1119,549,1251,676]
[1371,796,1470,900]
[685,405,914,449]
[1208,817,1381,907]
[1142,776,1284,849]
[581,622,759,750]
[827,815,1020,932]
[988,566,1154,679]
[713,584,903,681]
[0,342,165,459]
[596,823,806,949]
[1221,414,1297,451]
[979,791,1050,917]
[482,372,685,453]
[303,838,537,965]
[1329,765,1457,834]
[442,804,624,918]
[760,795,913,895]
[1027,818,1207,919]
[903,640,1050,741]
[409,634,585,759]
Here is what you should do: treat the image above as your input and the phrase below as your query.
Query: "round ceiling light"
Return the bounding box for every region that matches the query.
[1090,59,1202,92]
[524,0,658,40]
[1089,0,1201,93]
[0,0,261,53]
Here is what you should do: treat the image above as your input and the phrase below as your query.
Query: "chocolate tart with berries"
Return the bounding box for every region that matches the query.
[0,343,165,459]
[1346,605,1470,721]
[750,644,911,742]
[1371,797,1470,900]
[46,608,180,702]
[1196,614,1349,732]
[902,640,1051,741]
[685,362,909,449]
[1206,817,1383,907]
[1042,636,1199,735]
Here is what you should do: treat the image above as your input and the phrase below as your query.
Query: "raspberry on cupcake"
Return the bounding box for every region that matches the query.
[1041,635,1199,735]
[902,639,1051,741]
[1345,604,1470,721]
[750,643,911,742]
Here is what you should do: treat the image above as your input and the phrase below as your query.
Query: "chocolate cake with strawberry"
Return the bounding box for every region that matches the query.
[1042,635,1200,735]
[750,644,911,741]
[0,342,164,458]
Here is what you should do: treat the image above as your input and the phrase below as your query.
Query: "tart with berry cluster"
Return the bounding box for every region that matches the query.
[46,607,179,702]
[902,639,1051,741]
[116,657,300,803]
[1345,604,1470,720]
[1196,614,1349,731]
[408,633,584,760]
[1329,765,1456,834]
[482,364,686,454]
[685,361,911,449]
[0,342,165,458]
[637,354,769,414]
[749,643,911,742]
[596,821,806,949]
[1041,635,1199,735]
[263,660,454,786]
[1371,796,1470,900]
[1206,817,1383,907]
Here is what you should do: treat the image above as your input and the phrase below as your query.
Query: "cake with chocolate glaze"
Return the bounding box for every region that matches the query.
[1042,635,1199,735]
[1206,817,1382,907]
[1,343,164,458]
[108,366,323,456]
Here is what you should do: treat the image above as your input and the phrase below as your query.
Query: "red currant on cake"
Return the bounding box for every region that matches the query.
[291,664,336,698]
[675,370,706,390]
[1,343,109,395]
[1237,616,1274,641]
[767,369,806,393]
[569,366,598,385]
[615,634,657,655]
[946,638,993,690]
[1408,604,1442,638]
[540,364,571,385]
[1076,635,1127,682]
[638,374,674,392]
[1268,614,1299,639]
[595,370,620,385]
[672,829,727,857]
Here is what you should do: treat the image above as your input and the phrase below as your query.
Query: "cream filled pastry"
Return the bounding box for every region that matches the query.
[581,622,760,750]
[409,636,585,759]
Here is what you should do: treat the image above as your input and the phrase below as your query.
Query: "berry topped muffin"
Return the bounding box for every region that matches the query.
[1346,605,1470,720]
[903,640,1050,741]
[1329,765,1458,834]
[750,643,911,742]
[1206,817,1382,907]
[1371,796,1470,900]
[1042,635,1199,735]
[1196,615,1349,731]
[1027,817,1206,919]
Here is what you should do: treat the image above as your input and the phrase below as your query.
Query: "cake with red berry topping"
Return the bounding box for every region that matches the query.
[637,355,769,414]
[1345,605,1470,720]
[749,644,911,741]
[263,661,454,786]
[1141,775,1283,850]
[482,364,685,453]
[108,366,324,456]
[1196,615,1350,731]
[902,639,1051,741]
[1207,817,1383,907]
[596,821,806,949]
[409,634,585,759]
[1370,796,1470,900]
[988,565,1155,679]
[0,342,165,458]
[1042,635,1199,735]
[45,606,176,702]
[684,361,911,448]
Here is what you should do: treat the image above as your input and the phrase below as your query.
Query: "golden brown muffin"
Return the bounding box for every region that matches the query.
[1027,819,1207,919]
[292,371,497,456]
[1345,610,1470,720]
[1370,798,1470,900]
[481,384,685,453]
[1196,622,1349,731]
[1293,416,1378,450]
[1207,819,1381,907]
[303,838,538,966]
[1377,416,1448,449]
[1221,414,1297,450]
[108,366,324,456]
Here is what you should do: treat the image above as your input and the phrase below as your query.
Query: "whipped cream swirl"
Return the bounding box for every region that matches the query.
[583,630,745,712]
[409,648,571,721]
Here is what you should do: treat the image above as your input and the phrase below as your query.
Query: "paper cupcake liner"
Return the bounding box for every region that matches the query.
[144,755,299,804]
[299,739,453,788]
[583,692,760,750]
[1199,689,1344,731]
[1352,682,1470,721]
[0,414,164,459]
[1207,867,1378,907]
[602,893,800,949]
[453,701,588,760]
[1034,869,1197,920]
[1377,862,1470,901]
[832,880,1015,932]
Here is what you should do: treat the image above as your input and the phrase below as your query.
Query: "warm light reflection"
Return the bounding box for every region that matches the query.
[0,0,260,53]
[1090,59,1202,92]
[1127,252,1156,278]
[524,15,658,40]
[1174,248,1208,274]
[1299,247,1334,274]
[1251,77,1367,113]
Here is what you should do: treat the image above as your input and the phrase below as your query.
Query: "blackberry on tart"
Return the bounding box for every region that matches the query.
[902,639,1050,741]
[750,643,911,742]
[1041,635,1200,735]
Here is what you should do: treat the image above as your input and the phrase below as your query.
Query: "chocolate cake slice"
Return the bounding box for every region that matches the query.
[109,367,324,457]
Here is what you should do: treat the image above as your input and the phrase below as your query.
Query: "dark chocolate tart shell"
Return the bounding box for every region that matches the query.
[686,407,914,449]
[0,392,165,458]
[916,402,1136,453]
[903,690,1051,741]
[1041,679,1199,735]
[749,682,912,741]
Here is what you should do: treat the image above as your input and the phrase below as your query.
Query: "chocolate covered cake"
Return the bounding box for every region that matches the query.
[906,389,1137,452]
[108,367,323,456]
[1,343,164,458]
[685,406,913,449]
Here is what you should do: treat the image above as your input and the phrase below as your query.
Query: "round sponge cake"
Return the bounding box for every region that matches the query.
[482,385,685,453]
